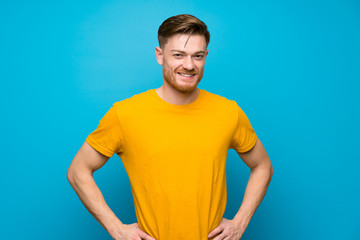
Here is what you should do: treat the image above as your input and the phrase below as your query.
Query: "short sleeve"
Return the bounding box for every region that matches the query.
[230,104,257,153]
[86,106,124,157]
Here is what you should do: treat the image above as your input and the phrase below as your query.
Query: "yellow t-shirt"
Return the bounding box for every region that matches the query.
[86,89,257,240]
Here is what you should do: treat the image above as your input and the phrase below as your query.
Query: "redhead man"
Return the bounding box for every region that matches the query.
[67,14,273,240]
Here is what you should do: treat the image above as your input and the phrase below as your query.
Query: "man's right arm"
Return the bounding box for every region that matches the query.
[67,141,155,240]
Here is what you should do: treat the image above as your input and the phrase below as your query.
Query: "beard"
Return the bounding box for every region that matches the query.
[162,67,204,94]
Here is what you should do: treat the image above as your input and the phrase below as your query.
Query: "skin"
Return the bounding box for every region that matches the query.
[67,33,273,240]
[155,34,208,105]
[208,140,273,240]
[67,142,155,240]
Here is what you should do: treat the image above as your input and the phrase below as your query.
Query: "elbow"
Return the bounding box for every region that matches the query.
[268,160,274,180]
[257,157,273,181]
[67,165,75,186]
[67,163,82,187]
[67,162,93,189]
[251,158,273,181]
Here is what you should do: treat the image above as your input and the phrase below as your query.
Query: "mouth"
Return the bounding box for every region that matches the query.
[177,72,196,78]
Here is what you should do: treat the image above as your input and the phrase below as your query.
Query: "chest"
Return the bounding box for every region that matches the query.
[119,108,236,157]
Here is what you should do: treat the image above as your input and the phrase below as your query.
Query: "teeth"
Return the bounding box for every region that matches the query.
[179,73,195,77]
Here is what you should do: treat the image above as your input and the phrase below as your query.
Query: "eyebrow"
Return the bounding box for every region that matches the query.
[170,50,206,54]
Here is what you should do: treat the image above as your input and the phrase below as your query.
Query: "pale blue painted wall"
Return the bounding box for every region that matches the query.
[1,0,359,239]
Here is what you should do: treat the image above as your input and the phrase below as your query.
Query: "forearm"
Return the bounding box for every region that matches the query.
[67,170,123,235]
[233,161,273,226]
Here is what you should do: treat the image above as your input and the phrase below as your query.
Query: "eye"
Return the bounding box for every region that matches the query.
[173,54,183,58]
[194,55,204,60]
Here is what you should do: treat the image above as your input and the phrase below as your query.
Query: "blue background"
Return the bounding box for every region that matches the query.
[1,0,359,239]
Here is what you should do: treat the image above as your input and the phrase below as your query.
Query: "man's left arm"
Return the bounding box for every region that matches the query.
[208,139,273,240]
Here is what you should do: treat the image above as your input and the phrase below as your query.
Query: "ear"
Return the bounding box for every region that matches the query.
[155,47,163,65]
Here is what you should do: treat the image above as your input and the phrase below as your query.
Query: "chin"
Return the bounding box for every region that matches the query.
[175,82,200,93]
[164,73,202,93]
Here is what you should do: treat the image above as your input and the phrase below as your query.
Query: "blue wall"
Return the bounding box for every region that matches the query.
[1,0,359,239]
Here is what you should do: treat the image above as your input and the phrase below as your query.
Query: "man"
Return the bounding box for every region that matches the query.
[67,14,273,240]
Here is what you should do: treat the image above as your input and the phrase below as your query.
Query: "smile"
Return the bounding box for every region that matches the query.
[178,73,196,77]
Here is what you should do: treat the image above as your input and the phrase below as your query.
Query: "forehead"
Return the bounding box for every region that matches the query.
[163,34,207,53]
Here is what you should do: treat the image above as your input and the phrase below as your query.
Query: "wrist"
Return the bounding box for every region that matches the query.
[107,220,125,239]
[101,214,124,235]
[233,209,252,228]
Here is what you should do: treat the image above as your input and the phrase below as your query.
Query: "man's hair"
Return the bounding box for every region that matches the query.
[158,14,210,48]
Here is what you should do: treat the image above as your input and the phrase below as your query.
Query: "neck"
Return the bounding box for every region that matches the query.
[156,85,199,105]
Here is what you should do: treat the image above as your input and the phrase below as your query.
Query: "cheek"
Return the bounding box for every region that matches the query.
[163,60,174,69]
[165,58,183,68]
[196,63,205,71]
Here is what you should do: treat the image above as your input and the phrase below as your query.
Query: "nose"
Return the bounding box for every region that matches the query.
[183,56,195,70]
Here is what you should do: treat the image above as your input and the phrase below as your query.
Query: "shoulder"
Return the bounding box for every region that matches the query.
[200,89,238,109]
[113,89,153,109]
